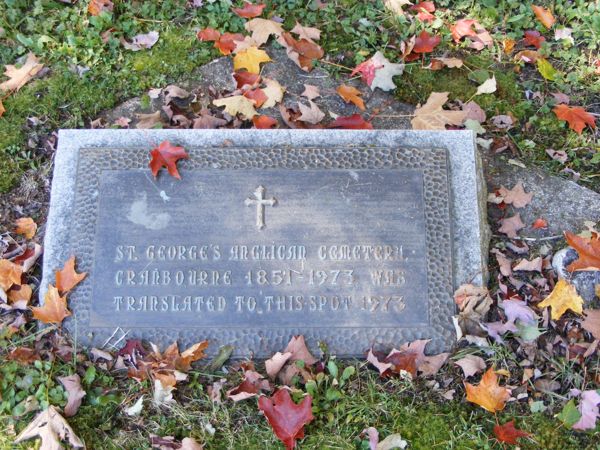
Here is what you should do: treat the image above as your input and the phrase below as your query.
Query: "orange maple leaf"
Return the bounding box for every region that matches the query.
[31,285,71,324]
[553,104,596,134]
[280,32,324,72]
[413,30,441,53]
[232,2,266,19]
[0,259,23,291]
[336,84,365,111]
[55,256,87,294]
[531,5,555,29]
[149,140,189,179]
[253,115,278,129]
[565,231,600,271]
[465,367,511,413]
[15,217,37,239]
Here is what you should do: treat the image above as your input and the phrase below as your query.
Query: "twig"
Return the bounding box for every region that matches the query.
[492,234,563,242]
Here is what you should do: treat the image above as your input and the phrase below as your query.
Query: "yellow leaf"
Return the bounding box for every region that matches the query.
[261,78,285,108]
[213,95,258,120]
[465,367,511,413]
[233,46,271,74]
[411,92,466,130]
[0,259,22,291]
[15,217,37,239]
[0,53,44,93]
[0,99,5,118]
[537,279,583,320]
[31,285,71,324]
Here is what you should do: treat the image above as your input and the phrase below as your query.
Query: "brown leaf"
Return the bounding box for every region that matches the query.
[301,84,320,100]
[88,0,113,16]
[265,352,292,379]
[498,213,525,238]
[291,22,321,41]
[279,32,324,72]
[465,367,511,413]
[498,181,533,208]
[135,111,163,129]
[252,115,278,129]
[7,283,32,307]
[284,335,317,365]
[532,5,556,29]
[0,53,44,93]
[565,231,600,271]
[55,256,87,294]
[297,100,325,124]
[232,1,266,18]
[493,420,530,444]
[244,18,284,46]
[14,405,84,449]
[15,217,37,239]
[227,370,271,401]
[31,285,71,324]
[8,347,40,364]
[411,92,466,130]
[413,30,441,53]
[336,84,365,111]
[58,374,86,417]
[454,354,486,378]
[0,259,23,291]
[582,309,600,340]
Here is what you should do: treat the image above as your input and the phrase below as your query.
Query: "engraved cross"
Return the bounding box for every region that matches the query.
[245,185,277,230]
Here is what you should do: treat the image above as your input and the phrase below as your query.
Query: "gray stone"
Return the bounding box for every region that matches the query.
[42,129,486,357]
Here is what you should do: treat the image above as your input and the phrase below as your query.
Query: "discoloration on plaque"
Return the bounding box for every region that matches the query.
[126,192,170,230]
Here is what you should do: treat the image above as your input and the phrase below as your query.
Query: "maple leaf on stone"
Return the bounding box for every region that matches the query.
[498,181,533,208]
[135,111,163,129]
[0,53,44,93]
[243,88,268,107]
[232,1,266,18]
[498,213,525,238]
[532,5,556,29]
[244,18,284,46]
[465,367,511,413]
[298,100,325,124]
[253,115,278,129]
[301,84,320,100]
[278,32,324,72]
[0,259,23,291]
[337,84,365,111]
[565,231,600,271]
[258,389,314,450]
[15,217,37,239]
[537,279,583,320]
[55,256,87,294]
[213,95,258,120]
[233,71,261,89]
[14,405,84,449]
[493,420,530,444]
[328,114,373,130]
[31,285,71,324]
[413,30,441,54]
[351,51,404,92]
[553,104,596,134]
[411,92,466,130]
[261,78,285,108]
[149,140,189,180]
[233,46,271,74]
[58,374,86,417]
[523,30,546,49]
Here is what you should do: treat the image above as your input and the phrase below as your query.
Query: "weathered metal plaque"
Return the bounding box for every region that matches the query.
[59,143,457,356]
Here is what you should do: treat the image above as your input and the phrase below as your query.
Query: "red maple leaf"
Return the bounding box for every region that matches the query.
[410,1,435,22]
[258,389,314,450]
[493,420,530,445]
[350,58,382,86]
[233,71,261,88]
[196,27,220,42]
[149,141,189,179]
[215,33,244,55]
[553,104,597,134]
[413,30,441,53]
[328,114,373,130]
[232,1,266,18]
[523,30,545,49]
[253,115,278,129]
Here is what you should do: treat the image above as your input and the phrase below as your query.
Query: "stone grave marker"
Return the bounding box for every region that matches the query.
[41,130,488,356]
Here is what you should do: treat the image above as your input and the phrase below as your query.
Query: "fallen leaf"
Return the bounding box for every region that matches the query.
[513,257,542,272]
[197,27,221,42]
[88,0,113,16]
[328,114,373,129]
[498,213,525,238]
[538,279,583,320]
[582,309,600,340]
[383,0,412,16]
[0,100,4,117]
[450,19,493,50]
[8,283,32,307]
[573,390,600,430]
[261,78,285,108]
[410,1,435,22]
[0,53,44,93]
[8,347,40,364]
[455,355,486,378]
[233,71,260,88]
[493,420,530,444]
[532,5,555,29]
[0,259,23,291]
[291,22,321,41]
[14,405,84,449]
[233,46,271,74]
[502,299,538,325]
[475,76,496,95]
[232,1,266,18]
[413,30,441,53]
[557,399,582,427]
[498,181,533,208]
[148,140,189,180]
[258,389,314,450]
[121,31,159,51]
[136,111,163,129]
[565,231,600,271]
[163,85,190,104]
[265,352,292,379]
[502,38,516,54]
[553,104,596,134]
[284,335,317,365]
[537,58,558,81]
[336,84,365,110]
[351,51,404,91]
[125,396,144,416]
[376,433,408,450]
[244,18,284,46]
[14,217,37,239]
[465,367,511,413]
[244,88,268,107]
[227,370,271,401]
[253,115,278,129]
[31,285,71,324]
[298,100,325,124]
[301,84,320,100]
[279,32,324,72]
[411,92,466,130]
[58,374,86,417]
[55,256,87,294]
[532,218,548,229]
[554,27,574,45]
[215,33,244,55]
[153,378,176,405]
[523,30,545,49]
[430,57,464,69]
[367,349,393,376]
[213,95,258,120]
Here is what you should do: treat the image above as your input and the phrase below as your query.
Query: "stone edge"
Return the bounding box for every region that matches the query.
[41,129,487,318]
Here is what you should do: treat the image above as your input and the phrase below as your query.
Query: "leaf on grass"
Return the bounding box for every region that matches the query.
[582,309,600,340]
[454,354,486,378]
[573,390,600,430]
[336,84,365,110]
[32,285,71,324]
[557,399,582,428]
[0,259,23,291]
[564,231,600,271]
[284,335,318,365]
[258,389,314,450]
[14,405,84,449]
[253,115,278,129]
[213,95,258,120]
[8,347,40,364]
[328,114,373,130]
[149,141,189,180]
[232,1,266,18]
[450,19,493,50]
[498,181,533,208]
[465,367,511,413]
[411,92,466,130]
[537,279,583,320]
[265,352,292,378]
[227,370,271,401]
[121,31,159,51]
[523,30,545,49]
[55,256,87,294]
[498,213,525,238]
[278,32,324,72]
[410,1,435,22]
[197,27,221,42]
[376,433,408,450]
[0,99,4,117]
[58,375,86,417]
[291,22,321,41]
[493,420,530,444]
[553,104,596,134]
[351,51,404,92]
[532,5,555,29]
[537,58,558,81]
[429,57,464,70]
[0,53,44,93]
[215,33,245,55]
[88,0,113,16]
[261,78,285,108]
[383,0,413,16]
[413,30,441,53]
[15,217,37,239]
[244,18,284,46]
[233,46,271,74]
[475,76,496,96]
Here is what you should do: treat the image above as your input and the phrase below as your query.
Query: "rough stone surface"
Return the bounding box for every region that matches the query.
[42,129,485,356]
